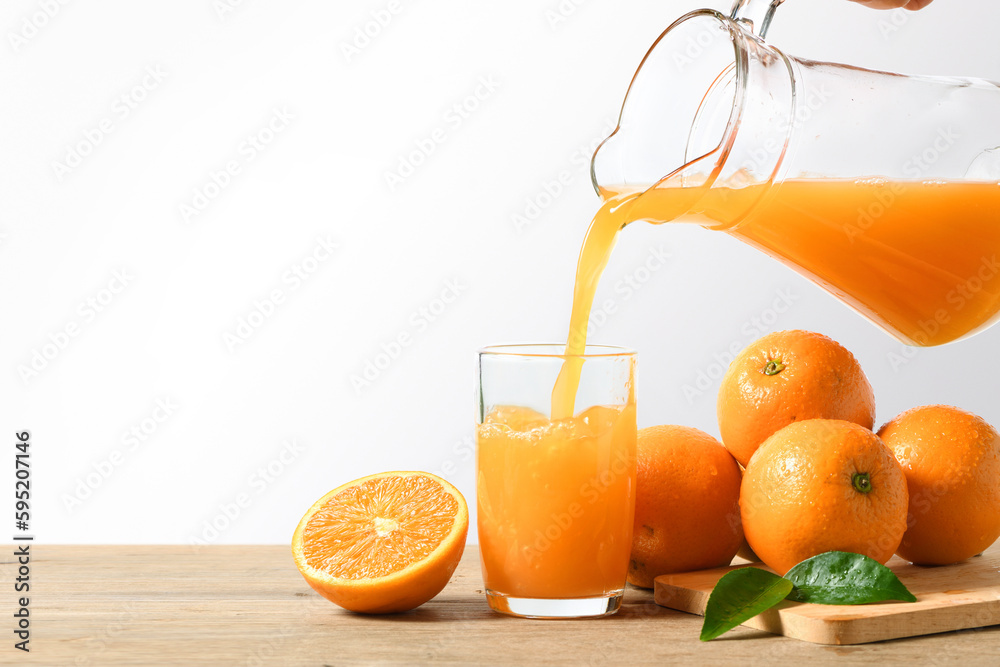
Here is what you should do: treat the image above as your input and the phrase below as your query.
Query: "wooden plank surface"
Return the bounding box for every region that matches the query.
[655,543,1000,645]
[2,545,1000,666]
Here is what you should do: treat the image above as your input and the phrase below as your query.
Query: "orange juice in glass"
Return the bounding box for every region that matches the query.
[476,344,636,618]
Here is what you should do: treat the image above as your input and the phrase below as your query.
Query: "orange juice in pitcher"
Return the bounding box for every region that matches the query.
[587,0,1000,348]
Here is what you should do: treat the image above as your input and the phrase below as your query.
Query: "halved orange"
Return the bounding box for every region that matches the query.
[291,471,468,613]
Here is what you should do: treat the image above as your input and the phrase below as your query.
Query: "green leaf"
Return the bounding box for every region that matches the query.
[784,551,917,605]
[700,568,793,641]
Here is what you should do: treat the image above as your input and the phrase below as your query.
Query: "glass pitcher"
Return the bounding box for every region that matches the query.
[592,0,1000,347]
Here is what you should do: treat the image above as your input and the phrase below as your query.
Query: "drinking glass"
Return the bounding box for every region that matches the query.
[476,344,637,618]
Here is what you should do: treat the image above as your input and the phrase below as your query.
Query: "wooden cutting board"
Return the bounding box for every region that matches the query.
[654,547,1000,645]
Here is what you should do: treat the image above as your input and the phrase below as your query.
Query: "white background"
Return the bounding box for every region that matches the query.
[3,0,999,545]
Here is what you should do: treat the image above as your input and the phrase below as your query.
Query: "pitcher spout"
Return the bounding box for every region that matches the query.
[590,7,794,227]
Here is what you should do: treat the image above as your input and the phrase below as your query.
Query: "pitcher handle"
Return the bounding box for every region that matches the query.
[730,0,785,38]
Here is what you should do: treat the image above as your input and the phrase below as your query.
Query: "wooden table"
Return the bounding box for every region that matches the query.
[4,545,1000,665]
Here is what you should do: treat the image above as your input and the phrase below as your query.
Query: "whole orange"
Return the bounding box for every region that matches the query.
[741,419,908,575]
[628,425,742,587]
[718,330,876,467]
[878,405,1000,565]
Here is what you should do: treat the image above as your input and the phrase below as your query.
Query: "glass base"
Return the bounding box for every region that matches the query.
[485,589,624,619]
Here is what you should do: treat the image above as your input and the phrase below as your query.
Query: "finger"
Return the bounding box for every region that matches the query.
[848,0,933,9]
[847,1,906,8]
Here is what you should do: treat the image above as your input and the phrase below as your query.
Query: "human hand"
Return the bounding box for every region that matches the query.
[848,0,934,9]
